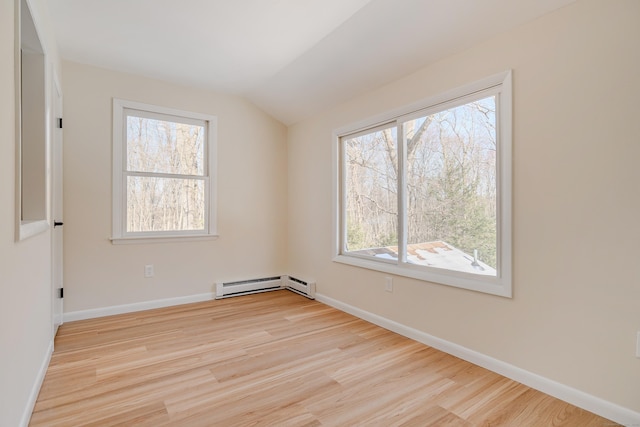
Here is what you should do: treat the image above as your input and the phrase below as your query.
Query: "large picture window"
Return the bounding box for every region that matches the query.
[334,72,512,296]
[112,99,217,243]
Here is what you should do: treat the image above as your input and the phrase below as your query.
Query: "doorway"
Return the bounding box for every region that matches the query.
[52,74,63,333]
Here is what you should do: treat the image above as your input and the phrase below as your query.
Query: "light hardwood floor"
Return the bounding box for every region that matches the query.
[31,291,617,426]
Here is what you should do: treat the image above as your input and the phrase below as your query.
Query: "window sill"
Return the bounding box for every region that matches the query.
[111,234,219,245]
[333,254,511,298]
[18,220,49,241]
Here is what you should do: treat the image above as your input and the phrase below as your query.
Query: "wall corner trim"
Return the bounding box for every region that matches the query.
[315,293,640,426]
[20,339,53,427]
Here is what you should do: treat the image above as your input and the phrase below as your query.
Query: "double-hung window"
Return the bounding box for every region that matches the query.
[112,99,217,243]
[334,72,512,296]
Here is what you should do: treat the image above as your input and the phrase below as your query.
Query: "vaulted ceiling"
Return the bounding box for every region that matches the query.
[48,0,575,125]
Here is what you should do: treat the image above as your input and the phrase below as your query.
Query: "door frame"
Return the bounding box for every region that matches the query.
[51,69,63,335]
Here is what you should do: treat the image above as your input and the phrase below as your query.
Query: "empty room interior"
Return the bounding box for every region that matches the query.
[2,0,639,425]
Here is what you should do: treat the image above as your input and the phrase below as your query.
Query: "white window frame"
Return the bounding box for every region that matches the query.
[111,99,218,244]
[333,71,512,297]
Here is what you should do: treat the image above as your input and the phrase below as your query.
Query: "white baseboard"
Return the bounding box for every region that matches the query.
[63,292,216,322]
[315,293,640,427]
[20,339,53,427]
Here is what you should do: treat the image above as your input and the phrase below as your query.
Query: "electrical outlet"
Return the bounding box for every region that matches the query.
[636,331,640,358]
[385,277,393,293]
[144,264,154,278]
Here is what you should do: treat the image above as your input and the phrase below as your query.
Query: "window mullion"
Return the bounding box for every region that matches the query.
[338,139,344,254]
[125,171,205,180]
[397,121,407,265]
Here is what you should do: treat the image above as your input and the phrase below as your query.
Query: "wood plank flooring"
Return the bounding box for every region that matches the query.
[31,291,617,426]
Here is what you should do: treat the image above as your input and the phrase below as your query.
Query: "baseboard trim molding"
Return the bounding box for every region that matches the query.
[315,293,640,427]
[63,292,216,322]
[20,339,53,427]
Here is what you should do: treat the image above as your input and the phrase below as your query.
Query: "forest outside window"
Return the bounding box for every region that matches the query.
[112,99,217,243]
[334,72,512,296]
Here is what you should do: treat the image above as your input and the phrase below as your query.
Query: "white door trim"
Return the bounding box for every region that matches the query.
[51,69,63,334]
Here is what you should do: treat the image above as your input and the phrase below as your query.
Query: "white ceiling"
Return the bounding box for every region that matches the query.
[48,0,575,125]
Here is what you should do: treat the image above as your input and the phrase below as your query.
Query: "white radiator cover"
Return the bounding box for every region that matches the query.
[215,275,315,300]
[283,275,316,299]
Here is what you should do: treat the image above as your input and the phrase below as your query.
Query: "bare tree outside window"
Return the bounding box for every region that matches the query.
[344,126,398,254]
[343,96,497,275]
[336,72,511,295]
[404,96,497,270]
[125,113,206,233]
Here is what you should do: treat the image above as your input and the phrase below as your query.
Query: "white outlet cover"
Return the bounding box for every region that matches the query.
[144,265,154,278]
[385,277,393,292]
[636,331,640,358]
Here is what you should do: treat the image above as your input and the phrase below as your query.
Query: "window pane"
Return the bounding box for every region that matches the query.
[127,176,205,232]
[343,126,398,259]
[126,115,204,176]
[404,96,497,276]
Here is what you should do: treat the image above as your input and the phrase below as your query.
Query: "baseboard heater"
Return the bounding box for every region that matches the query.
[215,275,315,300]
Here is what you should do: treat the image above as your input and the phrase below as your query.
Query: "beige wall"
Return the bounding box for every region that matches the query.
[62,61,288,312]
[0,0,61,425]
[3,0,638,423]
[287,0,640,412]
